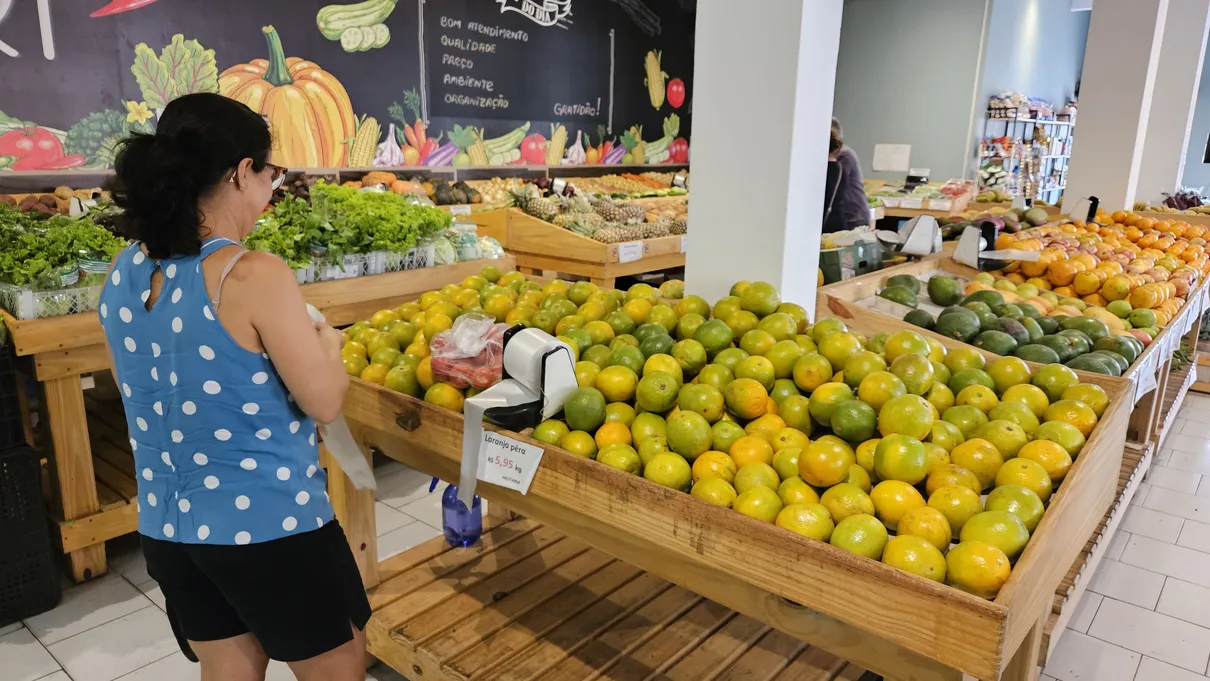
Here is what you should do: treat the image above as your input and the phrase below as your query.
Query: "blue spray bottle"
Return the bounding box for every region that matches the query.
[429,477,482,547]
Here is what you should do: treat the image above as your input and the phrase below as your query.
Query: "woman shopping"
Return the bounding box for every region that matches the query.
[99,93,369,681]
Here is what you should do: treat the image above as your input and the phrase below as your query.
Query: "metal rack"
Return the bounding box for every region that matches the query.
[980,111,1075,203]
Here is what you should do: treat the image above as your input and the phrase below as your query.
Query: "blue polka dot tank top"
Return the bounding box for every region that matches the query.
[98,237,334,545]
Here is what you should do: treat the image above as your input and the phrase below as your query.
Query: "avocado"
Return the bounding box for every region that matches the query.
[1017,303,1040,319]
[1034,317,1060,335]
[976,310,1000,331]
[1089,350,1128,374]
[927,275,963,306]
[1024,207,1050,227]
[1056,329,1093,355]
[878,286,918,308]
[996,318,1031,347]
[1036,335,1081,362]
[994,304,1023,317]
[904,309,935,330]
[963,290,1006,308]
[1019,317,1044,342]
[975,330,1018,356]
[885,274,921,294]
[1066,354,1117,376]
[1093,336,1139,364]
[963,301,992,315]
[1060,316,1110,343]
[935,308,981,342]
[1015,344,1062,365]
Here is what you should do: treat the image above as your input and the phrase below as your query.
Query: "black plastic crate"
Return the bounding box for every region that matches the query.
[0,347,22,450]
[0,445,60,627]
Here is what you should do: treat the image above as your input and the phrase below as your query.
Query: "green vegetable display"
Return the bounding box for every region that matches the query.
[246,181,451,269]
[0,203,125,287]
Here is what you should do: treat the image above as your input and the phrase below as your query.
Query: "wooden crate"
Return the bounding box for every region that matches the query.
[342,340,1131,680]
[441,206,510,247]
[367,518,865,681]
[505,209,685,288]
[2,257,515,582]
[1039,441,1151,665]
[817,254,1206,449]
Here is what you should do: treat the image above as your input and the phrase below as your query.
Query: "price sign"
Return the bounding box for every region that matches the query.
[449,205,472,216]
[1134,353,1158,405]
[680,236,688,253]
[551,178,570,196]
[672,173,687,188]
[618,241,645,263]
[899,198,923,209]
[478,431,544,495]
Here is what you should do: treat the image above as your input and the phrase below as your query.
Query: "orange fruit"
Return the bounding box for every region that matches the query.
[870,480,926,531]
[744,414,787,443]
[594,422,633,449]
[692,451,738,484]
[1044,399,1098,437]
[798,436,856,487]
[1017,439,1072,481]
[929,485,984,535]
[949,438,1004,490]
[995,458,1053,502]
[360,363,390,385]
[424,383,465,413]
[724,378,770,420]
[730,435,775,467]
[896,506,953,552]
[946,541,1011,599]
[594,365,638,403]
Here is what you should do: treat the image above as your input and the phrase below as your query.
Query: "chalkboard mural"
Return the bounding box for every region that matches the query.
[0,0,693,171]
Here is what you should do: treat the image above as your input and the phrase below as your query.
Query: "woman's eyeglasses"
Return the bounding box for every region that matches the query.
[230,162,288,190]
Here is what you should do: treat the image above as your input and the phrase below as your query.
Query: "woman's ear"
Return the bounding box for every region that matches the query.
[234,158,255,191]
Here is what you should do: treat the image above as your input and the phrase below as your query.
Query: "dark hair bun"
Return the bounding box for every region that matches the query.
[111,93,271,259]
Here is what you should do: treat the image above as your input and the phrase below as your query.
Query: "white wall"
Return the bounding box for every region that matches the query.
[833,0,990,181]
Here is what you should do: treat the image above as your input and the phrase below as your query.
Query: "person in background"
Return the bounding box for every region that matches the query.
[100,93,367,681]
[825,117,870,233]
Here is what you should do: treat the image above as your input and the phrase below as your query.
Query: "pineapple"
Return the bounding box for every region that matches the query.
[509,189,559,222]
[591,198,625,223]
[552,214,577,228]
[592,223,630,244]
[640,219,670,238]
[562,194,593,214]
[618,202,646,224]
[669,218,688,235]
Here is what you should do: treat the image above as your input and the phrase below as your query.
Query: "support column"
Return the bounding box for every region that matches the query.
[684,0,842,320]
[1138,0,1210,203]
[1063,0,1169,213]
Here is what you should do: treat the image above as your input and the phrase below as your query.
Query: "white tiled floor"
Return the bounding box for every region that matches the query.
[0,458,434,681]
[19,400,1210,680]
[1042,393,1210,681]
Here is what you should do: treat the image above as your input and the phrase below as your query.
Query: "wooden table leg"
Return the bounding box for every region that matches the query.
[323,443,380,590]
[41,374,106,582]
[999,612,1044,681]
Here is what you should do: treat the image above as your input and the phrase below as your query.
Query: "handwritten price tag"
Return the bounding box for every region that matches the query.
[449,205,472,216]
[618,241,645,263]
[899,198,923,209]
[478,431,544,495]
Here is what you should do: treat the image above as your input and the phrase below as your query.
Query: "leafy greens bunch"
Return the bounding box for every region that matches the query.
[308,181,452,261]
[0,203,126,287]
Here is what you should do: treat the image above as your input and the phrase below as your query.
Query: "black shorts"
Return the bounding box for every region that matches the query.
[141,520,371,663]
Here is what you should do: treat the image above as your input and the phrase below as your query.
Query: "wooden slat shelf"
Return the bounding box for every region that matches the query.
[367,518,865,681]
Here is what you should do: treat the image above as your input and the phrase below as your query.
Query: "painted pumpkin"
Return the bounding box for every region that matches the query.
[219,25,355,167]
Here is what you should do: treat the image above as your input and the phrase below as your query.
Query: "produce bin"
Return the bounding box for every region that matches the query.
[505,209,686,288]
[0,257,516,582]
[819,243,883,284]
[0,444,61,626]
[341,339,1131,681]
[364,517,866,681]
[817,253,1208,451]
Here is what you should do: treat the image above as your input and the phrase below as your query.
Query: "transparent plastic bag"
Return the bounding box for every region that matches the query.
[478,236,505,259]
[429,313,508,390]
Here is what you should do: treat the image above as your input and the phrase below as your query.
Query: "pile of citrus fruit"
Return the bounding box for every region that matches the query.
[341,268,1108,601]
[992,211,1206,330]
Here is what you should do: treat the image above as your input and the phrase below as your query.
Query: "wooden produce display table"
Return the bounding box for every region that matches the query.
[338,346,1130,681]
[442,206,510,248]
[505,209,685,288]
[362,517,865,681]
[1136,210,1210,227]
[1,256,515,583]
[816,254,1207,452]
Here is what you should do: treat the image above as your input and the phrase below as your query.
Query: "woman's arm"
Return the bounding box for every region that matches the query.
[233,251,350,423]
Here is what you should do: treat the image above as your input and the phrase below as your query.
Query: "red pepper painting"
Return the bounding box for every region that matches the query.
[0,126,84,170]
[90,0,162,18]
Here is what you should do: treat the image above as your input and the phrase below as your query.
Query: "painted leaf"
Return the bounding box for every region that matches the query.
[131,43,173,109]
[162,34,219,98]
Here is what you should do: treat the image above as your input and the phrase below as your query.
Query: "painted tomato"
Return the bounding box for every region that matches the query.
[667,78,686,109]
[668,138,689,163]
[521,134,547,165]
[0,126,84,170]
